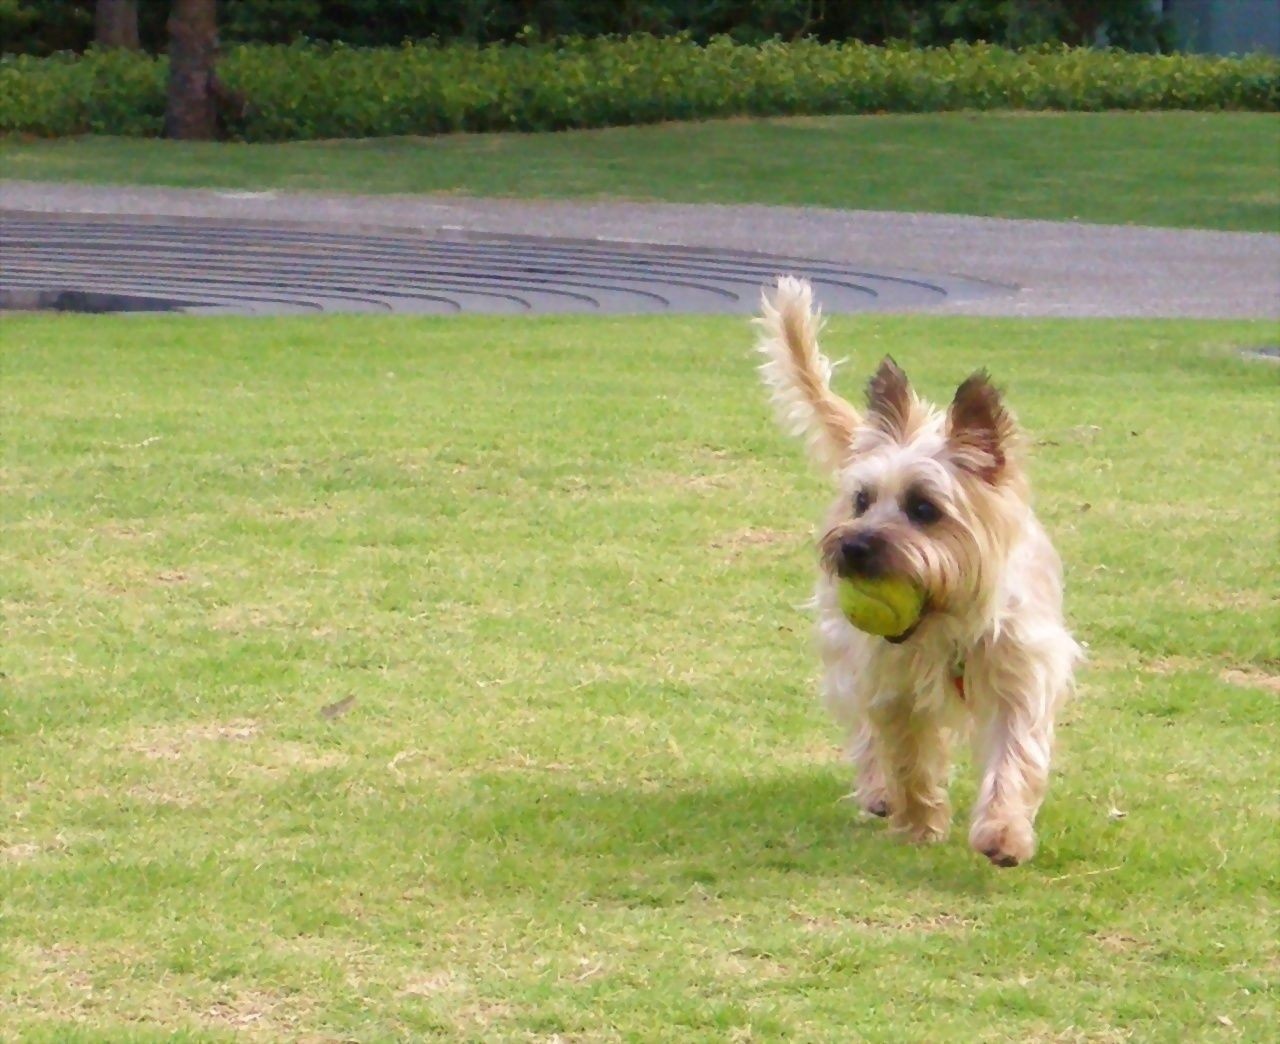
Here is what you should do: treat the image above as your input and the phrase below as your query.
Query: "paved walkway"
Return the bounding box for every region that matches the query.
[0,211,1005,317]
[3,180,1278,318]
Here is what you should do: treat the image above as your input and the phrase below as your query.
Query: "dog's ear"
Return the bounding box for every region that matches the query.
[946,371,1016,483]
[865,357,913,440]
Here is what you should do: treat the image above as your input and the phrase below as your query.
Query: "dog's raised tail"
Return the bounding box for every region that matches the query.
[755,277,859,472]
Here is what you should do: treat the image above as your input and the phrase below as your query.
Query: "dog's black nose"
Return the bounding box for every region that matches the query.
[838,533,884,577]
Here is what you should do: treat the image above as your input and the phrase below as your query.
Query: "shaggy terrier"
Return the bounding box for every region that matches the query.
[757,277,1080,867]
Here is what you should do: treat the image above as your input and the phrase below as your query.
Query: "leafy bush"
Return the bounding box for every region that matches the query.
[1,38,1275,141]
[0,47,165,136]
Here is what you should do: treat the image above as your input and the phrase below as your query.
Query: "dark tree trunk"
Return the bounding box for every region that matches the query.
[164,0,219,140]
[95,0,141,50]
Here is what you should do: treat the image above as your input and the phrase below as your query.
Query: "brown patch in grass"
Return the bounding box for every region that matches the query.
[245,742,347,776]
[711,527,792,554]
[713,950,790,980]
[238,502,336,522]
[1146,660,1280,695]
[681,472,734,492]
[131,719,260,760]
[93,520,153,541]
[1092,931,1147,953]
[210,605,295,633]
[8,942,100,1004]
[1025,1029,1136,1044]
[118,723,345,808]
[3,842,44,861]
[1220,667,1280,695]
[402,970,467,997]
[1145,655,1196,676]
[190,721,259,741]
[125,783,200,808]
[386,747,575,783]
[790,909,974,935]
[1190,589,1274,611]
[200,988,300,1037]
[1080,649,1136,672]
[1035,423,1103,447]
[454,999,516,1033]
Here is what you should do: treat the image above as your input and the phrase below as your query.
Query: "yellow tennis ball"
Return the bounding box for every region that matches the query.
[836,576,925,638]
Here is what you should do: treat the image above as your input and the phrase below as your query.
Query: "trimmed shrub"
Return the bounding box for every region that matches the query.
[1,38,1275,141]
[0,46,165,136]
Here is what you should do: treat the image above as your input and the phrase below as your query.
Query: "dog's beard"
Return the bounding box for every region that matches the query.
[820,439,1030,622]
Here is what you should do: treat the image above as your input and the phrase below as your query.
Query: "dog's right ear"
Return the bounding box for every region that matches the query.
[865,357,913,441]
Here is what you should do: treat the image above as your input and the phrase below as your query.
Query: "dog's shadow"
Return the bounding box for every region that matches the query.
[431,769,1009,902]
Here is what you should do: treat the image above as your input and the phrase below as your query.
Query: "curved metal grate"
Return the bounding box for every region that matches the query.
[0,212,1004,316]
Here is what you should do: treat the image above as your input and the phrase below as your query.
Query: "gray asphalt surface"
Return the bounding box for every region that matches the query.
[3,179,1278,318]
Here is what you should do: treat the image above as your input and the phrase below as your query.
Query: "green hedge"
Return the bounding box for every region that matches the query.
[2,38,1276,141]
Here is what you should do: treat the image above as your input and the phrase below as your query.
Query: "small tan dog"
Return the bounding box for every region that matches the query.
[757,278,1080,867]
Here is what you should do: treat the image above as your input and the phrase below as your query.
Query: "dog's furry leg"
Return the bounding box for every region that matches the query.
[967,625,1077,866]
[869,698,952,844]
[818,614,891,817]
[848,718,890,818]
[755,277,860,473]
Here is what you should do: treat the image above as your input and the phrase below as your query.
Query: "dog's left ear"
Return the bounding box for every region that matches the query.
[947,371,1016,483]
[866,356,913,441]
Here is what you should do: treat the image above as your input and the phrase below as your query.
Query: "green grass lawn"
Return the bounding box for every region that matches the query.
[2,312,1277,1040]
[4,111,1279,232]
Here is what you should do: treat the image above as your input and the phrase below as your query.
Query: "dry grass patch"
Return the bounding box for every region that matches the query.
[129,719,261,760]
[1220,667,1280,695]
[710,527,794,555]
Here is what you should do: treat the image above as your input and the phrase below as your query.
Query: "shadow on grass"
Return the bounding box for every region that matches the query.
[417,770,1030,902]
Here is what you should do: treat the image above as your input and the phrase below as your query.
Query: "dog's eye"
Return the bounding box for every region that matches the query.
[853,489,871,516]
[906,495,941,525]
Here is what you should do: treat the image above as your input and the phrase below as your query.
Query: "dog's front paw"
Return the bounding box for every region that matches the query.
[890,800,951,845]
[854,781,890,818]
[901,821,949,846]
[970,816,1036,868]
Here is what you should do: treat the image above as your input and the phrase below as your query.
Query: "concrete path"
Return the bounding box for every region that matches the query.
[3,179,1278,318]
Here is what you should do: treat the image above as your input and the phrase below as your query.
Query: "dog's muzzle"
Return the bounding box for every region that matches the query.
[836,532,887,579]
